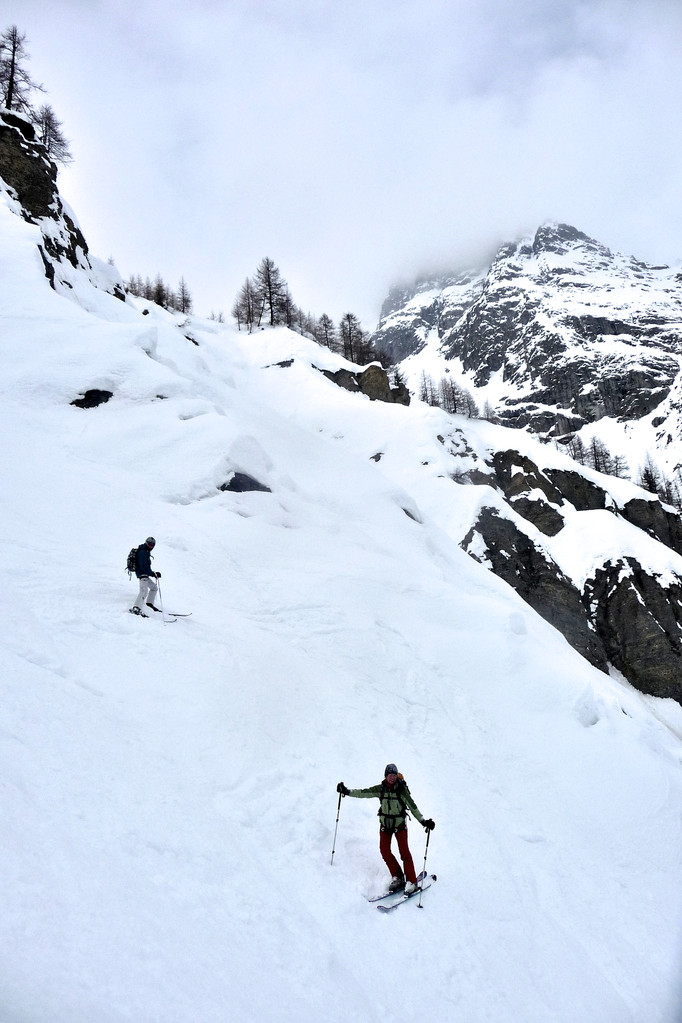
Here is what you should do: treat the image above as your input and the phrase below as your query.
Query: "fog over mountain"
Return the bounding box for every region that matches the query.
[13,0,682,325]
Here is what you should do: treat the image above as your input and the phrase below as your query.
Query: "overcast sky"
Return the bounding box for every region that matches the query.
[8,0,682,325]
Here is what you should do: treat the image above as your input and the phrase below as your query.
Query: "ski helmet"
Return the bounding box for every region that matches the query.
[146,536,156,547]
[384,763,398,777]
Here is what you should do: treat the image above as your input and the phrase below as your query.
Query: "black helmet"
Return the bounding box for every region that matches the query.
[146,536,156,547]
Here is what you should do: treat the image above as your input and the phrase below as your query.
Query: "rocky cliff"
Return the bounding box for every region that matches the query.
[372,224,682,437]
[431,424,682,702]
[0,108,124,300]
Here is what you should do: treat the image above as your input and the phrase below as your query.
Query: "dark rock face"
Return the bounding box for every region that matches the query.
[372,223,682,434]
[322,367,360,393]
[484,450,566,534]
[319,363,410,405]
[0,110,90,271]
[219,473,271,493]
[70,389,114,408]
[461,507,607,670]
[0,111,57,221]
[457,444,682,703]
[584,559,682,701]
[509,496,564,537]
[619,498,682,556]
[0,110,128,301]
[543,469,607,511]
[489,451,564,504]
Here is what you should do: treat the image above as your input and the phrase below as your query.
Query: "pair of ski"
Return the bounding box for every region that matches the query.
[369,871,437,912]
[129,607,191,622]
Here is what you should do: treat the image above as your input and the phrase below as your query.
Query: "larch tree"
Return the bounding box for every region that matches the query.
[232,277,257,332]
[177,277,192,314]
[253,257,287,327]
[315,313,337,350]
[339,312,366,364]
[0,25,44,114]
[34,103,72,164]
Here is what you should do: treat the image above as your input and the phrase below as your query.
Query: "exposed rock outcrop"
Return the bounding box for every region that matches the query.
[461,506,607,670]
[70,389,114,409]
[319,363,410,405]
[219,472,271,493]
[0,109,89,269]
[0,109,124,300]
[584,559,682,701]
[372,223,682,436]
[619,497,682,557]
[456,442,682,701]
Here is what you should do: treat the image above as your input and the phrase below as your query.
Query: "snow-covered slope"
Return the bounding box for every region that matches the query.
[2,180,682,1022]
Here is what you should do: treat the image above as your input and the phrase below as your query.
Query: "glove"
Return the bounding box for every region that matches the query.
[337,782,350,796]
[155,571,161,578]
[422,818,435,831]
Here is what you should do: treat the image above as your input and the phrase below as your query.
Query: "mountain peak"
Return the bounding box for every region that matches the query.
[371,223,682,436]
[531,222,599,255]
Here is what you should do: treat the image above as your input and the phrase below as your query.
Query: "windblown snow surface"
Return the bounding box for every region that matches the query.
[2,198,682,1023]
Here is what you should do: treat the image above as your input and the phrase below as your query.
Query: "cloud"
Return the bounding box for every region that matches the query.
[14,0,682,325]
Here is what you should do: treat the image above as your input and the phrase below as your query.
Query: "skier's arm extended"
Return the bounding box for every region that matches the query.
[348,784,382,799]
[336,782,381,799]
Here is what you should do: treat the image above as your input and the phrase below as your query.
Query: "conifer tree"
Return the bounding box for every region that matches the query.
[482,399,498,422]
[419,371,438,406]
[0,25,44,114]
[253,257,287,327]
[232,278,257,332]
[339,312,367,364]
[176,277,192,314]
[587,437,613,475]
[34,103,72,164]
[638,454,662,495]
[152,274,167,308]
[567,435,587,465]
[279,287,297,329]
[315,314,337,350]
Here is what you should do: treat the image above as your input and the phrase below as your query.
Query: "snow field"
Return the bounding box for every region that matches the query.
[1,216,682,1021]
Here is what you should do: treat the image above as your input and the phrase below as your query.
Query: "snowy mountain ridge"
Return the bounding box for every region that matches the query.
[2,114,682,1022]
[372,223,682,481]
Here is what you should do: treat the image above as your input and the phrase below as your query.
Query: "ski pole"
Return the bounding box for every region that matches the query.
[417,827,432,908]
[330,791,343,866]
[156,577,168,623]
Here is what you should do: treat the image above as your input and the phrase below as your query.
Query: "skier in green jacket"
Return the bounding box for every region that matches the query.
[337,763,435,894]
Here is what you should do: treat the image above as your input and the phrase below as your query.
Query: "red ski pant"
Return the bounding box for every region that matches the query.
[380,827,417,884]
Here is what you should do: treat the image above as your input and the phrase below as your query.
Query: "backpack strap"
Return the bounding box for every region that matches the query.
[377,779,409,832]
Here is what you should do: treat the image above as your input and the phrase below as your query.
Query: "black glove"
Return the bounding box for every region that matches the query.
[155,571,161,578]
[422,818,435,831]
[337,782,350,796]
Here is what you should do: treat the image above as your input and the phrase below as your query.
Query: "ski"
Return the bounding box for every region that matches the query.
[129,609,177,622]
[376,874,437,912]
[146,605,192,617]
[368,871,427,903]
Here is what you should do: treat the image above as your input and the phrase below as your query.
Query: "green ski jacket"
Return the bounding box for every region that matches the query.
[348,778,424,831]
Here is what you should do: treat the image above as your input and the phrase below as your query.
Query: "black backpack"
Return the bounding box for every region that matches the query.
[126,547,138,576]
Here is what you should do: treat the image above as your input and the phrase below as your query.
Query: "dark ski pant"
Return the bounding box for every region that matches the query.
[380,826,417,884]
